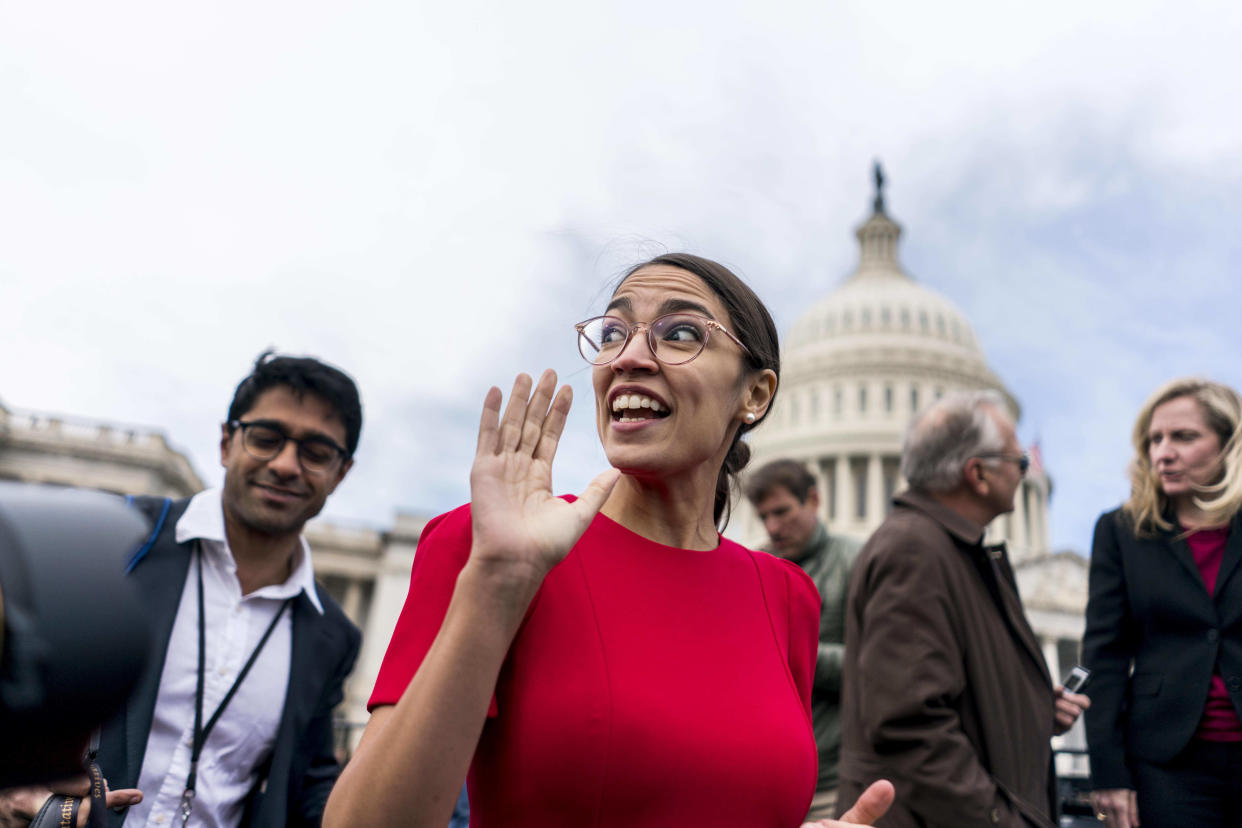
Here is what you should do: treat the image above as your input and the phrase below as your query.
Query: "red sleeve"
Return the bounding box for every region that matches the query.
[367,503,498,715]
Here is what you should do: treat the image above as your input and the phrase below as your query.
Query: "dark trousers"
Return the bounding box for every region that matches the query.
[1132,740,1242,828]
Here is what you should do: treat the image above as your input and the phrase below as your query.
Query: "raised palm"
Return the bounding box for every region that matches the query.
[469,370,619,580]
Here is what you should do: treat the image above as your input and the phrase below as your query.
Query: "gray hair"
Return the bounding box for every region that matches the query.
[901,390,1010,493]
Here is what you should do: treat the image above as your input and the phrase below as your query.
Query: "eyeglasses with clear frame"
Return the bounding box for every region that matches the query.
[228,420,348,473]
[574,313,753,367]
[975,452,1030,476]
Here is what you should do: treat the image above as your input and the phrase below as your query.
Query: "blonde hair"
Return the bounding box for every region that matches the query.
[1122,377,1242,534]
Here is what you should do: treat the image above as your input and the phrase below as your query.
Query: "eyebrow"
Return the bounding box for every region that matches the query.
[604,296,718,319]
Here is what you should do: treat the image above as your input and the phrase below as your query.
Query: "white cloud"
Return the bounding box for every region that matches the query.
[3,0,1241,549]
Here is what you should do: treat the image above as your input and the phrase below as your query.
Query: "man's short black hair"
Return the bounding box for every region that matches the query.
[226,350,363,457]
[745,458,817,505]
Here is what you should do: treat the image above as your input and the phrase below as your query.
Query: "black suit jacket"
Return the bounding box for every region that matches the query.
[97,496,361,827]
[1082,507,1242,789]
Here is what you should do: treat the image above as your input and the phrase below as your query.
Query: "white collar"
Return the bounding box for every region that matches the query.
[175,488,324,614]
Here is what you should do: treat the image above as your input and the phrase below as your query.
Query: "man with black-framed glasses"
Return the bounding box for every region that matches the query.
[3,351,364,828]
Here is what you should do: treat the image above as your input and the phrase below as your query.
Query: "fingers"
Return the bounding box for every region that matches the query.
[838,779,895,825]
[1053,691,1089,732]
[1091,788,1139,828]
[73,789,140,824]
[103,789,141,809]
[573,468,622,519]
[518,370,559,456]
[1056,688,1090,709]
[1096,791,1113,824]
[477,372,567,459]
[497,373,535,453]
[1112,798,1130,828]
[475,386,504,457]
[533,384,574,464]
[0,782,135,827]
[1066,690,1091,709]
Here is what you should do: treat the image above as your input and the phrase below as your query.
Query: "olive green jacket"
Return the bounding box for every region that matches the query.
[772,522,862,794]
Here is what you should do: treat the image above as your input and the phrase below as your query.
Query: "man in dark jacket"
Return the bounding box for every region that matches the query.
[0,352,362,827]
[837,391,1088,828]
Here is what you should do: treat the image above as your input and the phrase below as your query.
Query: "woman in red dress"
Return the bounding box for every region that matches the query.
[325,253,893,828]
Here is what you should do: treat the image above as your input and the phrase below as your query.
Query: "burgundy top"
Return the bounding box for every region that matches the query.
[1184,525,1242,742]
[370,502,821,827]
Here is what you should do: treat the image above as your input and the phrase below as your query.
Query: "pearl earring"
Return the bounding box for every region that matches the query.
[745,412,756,423]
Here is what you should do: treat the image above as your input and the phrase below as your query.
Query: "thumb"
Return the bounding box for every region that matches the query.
[573,468,621,519]
[839,779,895,825]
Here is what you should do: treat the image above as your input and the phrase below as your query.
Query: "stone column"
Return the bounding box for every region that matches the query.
[343,579,364,623]
[867,453,884,532]
[811,457,830,524]
[1011,480,1029,560]
[1031,484,1048,554]
[831,456,846,527]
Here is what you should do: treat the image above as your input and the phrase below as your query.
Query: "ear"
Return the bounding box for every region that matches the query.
[327,457,354,493]
[805,487,820,511]
[964,458,989,497]
[739,368,778,424]
[220,423,235,468]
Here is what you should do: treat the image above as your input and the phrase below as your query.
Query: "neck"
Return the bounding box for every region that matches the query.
[600,469,720,550]
[222,510,301,596]
[927,489,995,537]
[788,523,827,562]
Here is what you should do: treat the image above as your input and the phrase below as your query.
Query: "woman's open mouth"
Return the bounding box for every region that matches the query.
[611,393,671,424]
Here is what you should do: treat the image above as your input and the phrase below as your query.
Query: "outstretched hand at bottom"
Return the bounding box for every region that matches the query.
[0,780,142,828]
[801,780,895,828]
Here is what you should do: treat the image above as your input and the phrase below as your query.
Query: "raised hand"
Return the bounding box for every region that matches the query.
[468,370,620,582]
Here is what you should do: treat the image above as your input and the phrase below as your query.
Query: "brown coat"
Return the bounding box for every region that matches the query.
[837,492,1058,828]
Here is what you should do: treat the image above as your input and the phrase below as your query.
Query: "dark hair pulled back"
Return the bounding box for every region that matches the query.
[619,253,781,530]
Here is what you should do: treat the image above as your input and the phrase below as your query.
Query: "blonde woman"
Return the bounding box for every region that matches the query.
[1083,378,1242,828]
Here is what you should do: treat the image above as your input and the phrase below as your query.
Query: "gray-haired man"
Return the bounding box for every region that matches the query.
[837,391,1088,828]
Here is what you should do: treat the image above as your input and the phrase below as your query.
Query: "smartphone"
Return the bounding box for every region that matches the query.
[1062,665,1090,693]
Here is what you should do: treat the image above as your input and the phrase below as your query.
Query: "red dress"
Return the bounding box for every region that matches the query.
[370,502,821,827]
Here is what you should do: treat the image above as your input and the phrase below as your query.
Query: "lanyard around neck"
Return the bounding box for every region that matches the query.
[180,542,294,827]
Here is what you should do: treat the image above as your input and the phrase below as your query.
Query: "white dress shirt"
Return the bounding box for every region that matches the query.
[126,488,323,828]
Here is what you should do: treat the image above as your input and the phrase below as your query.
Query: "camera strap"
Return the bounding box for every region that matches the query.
[180,542,292,828]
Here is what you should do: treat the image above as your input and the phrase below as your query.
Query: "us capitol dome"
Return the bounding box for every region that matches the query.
[737,166,1050,561]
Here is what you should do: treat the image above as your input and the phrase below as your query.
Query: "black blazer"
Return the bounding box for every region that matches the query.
[96,496,361,827]
[1082,507,1242,789]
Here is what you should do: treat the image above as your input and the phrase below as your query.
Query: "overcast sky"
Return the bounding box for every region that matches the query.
[2,0,1240,553]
